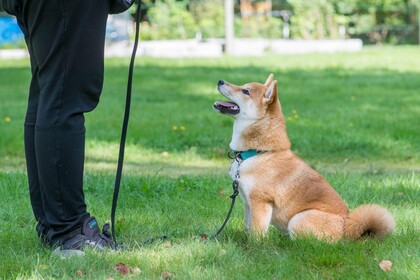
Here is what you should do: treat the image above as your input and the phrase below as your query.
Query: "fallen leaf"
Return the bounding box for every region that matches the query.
[200,234,208,241]
[76,269,83,277]
[379,260,393,272]
[161,271,172,279]
[106,278,114,280]
[114,263,130,275]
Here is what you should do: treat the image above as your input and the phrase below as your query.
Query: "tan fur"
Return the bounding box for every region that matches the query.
[344,204,396,239]
[214,74,396,241]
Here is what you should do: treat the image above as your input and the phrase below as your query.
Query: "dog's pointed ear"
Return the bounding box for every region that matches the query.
[264,74,274,87]
[263,80,278,105]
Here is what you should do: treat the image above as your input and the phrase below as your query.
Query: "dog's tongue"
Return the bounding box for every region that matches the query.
[216,101,237,108]
[214,100,240,114]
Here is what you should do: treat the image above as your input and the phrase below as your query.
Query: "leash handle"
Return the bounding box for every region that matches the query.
[111,1,142,244]
[211,180,239,239]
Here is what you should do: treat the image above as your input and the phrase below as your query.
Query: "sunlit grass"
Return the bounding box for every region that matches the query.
[84,140,227,176]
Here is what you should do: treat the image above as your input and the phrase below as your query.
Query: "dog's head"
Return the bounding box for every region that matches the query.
[213,74,278,121]
[213,74,290,151]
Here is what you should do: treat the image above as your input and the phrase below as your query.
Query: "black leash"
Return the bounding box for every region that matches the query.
[211,151,242,239]
[211,180,239,239]
[111,1,142,244]
[109,2,240,242]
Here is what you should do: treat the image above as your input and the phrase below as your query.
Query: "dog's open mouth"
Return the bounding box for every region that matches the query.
[213,101,240,115]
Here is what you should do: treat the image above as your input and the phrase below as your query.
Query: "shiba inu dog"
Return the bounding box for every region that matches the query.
[213,74,395,241]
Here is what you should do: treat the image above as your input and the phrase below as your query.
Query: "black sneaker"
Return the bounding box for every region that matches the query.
[54,217,116,255]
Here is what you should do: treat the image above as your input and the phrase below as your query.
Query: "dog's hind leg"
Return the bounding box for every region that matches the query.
[287,210,344,242]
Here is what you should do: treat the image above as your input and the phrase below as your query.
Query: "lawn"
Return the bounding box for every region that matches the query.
[0,46,419,279]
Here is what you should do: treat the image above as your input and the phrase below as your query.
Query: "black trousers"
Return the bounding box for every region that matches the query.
[2,0,132,245]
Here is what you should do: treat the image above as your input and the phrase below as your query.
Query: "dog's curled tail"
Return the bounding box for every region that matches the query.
[344,204,395,240]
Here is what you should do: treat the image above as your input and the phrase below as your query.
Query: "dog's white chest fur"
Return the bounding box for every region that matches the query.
[229,118,254,151]
[229,159,240,180]
[229,158,259,231]
[229,159,253,200]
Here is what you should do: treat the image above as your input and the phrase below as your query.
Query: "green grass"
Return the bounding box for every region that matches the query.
[0,46,419,279]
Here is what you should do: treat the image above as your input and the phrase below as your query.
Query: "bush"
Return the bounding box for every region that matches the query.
[140,0,198,40]
[189,0,225,39]
[288,0,340,39]
[235,16,283,38]
[137,0,418,44]
[140,0,283,40]
[332,0,419,44]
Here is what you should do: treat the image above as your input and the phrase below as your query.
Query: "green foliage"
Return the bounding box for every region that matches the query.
[135,0,418,43]
[139,0,283,40]
[189,0,225,39]
[288,0,339,39]
[0,39,26,50]
[285,0,418,43]
[140,0,198,40]
[235,15,283,38]
[332,0,418,43]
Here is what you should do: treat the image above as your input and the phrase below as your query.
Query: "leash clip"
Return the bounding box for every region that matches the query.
[230,180,239,198]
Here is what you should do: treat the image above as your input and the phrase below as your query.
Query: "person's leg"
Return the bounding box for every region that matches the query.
[24,60,50,240]
[18,0,111,245]
[4,0,52,241]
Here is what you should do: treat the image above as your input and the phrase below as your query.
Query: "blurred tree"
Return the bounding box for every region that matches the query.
[287,0,338,39]
[189,0,225,39]
[139,0,198,40]
[134,0,418,44]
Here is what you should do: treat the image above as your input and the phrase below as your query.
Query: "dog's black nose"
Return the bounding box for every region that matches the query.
[218,80,225,86]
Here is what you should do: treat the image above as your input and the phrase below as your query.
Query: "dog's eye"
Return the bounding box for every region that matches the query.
[242,89,250,95]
